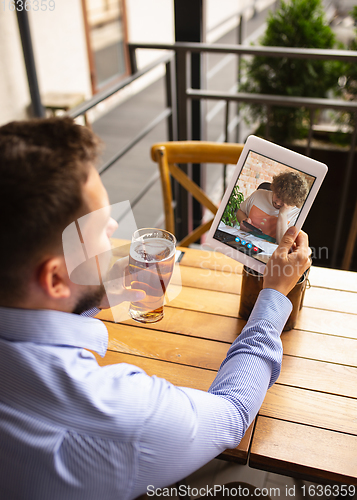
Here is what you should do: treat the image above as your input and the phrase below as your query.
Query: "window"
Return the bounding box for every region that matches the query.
[83,0,129,91]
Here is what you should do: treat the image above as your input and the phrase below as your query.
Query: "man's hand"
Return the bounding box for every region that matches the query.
[240,217,253,231]
[275,204,294,244]
[99,256,145,309]
[278,203,292,214]
[263,227,310,296]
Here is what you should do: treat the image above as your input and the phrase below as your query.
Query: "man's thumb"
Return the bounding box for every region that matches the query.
[280,226,298,248]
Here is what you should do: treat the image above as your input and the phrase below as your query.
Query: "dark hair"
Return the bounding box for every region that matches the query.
[0,117,101,302]
[270,171,309,208]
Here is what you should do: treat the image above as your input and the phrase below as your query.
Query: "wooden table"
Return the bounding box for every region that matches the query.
[95,245,357,483]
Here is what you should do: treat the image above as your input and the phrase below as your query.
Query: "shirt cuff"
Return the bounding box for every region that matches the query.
[249,288,292,333]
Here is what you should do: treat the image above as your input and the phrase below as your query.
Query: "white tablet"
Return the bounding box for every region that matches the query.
[206,135,328,274]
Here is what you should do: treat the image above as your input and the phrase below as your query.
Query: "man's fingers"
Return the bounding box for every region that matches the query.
[294,230,309,251]
[281,226,298,246]
[274,226,298,258]
[289,230,311,278]
[292,231,310,264]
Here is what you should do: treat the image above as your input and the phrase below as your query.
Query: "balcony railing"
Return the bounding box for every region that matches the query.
[69,41,357,270]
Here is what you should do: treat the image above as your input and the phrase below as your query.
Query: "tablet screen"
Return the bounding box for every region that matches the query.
[213,149,316,265]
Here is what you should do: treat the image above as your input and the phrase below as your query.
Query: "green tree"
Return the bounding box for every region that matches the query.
[241,0,342,143]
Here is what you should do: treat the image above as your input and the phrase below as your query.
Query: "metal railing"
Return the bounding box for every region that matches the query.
[68,51,176,206]
[68,39,357,269]
[129,41,357,268]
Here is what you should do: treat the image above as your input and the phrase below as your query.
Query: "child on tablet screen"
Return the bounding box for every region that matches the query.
[236,171,309,244]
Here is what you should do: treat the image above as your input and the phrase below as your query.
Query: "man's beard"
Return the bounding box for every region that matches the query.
[72,283,106,315]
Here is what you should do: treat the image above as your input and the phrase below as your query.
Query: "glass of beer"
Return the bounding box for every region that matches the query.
[129,228,176,323]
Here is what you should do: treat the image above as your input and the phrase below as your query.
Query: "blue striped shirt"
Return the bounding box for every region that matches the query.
[0,289,291,499]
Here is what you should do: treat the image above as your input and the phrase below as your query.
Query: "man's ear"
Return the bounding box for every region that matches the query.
[37,257,71,299]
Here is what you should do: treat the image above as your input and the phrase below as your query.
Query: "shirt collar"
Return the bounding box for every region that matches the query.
[0,306,108,357]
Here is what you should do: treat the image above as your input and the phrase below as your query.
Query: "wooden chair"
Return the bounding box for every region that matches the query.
[151,141,244,247]
[257,181,271,191]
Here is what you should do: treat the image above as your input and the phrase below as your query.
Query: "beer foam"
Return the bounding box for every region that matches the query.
[130,238,175,263]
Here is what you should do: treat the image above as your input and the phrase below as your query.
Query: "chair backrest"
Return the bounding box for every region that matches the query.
[257,182,271,191]
[151,141,244,247]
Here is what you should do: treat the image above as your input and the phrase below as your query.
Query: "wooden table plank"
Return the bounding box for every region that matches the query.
[98,307,245,343]
[179,262,357,305]
[260,384,357,436]
[278,355,357,399]
[97,298,357,372]
[175,269,356,318]
[295,307,357,339]
[180,248,357,299]
[103,322,230,371]
[181,252,357,301]
[97,292,357,344]
[169,279,357,317]
[309,266,357,293]
[180,250,357,296]
[108,240,357,320]
[177,265,356,317]
[178,265,242,294]
[177,262,357,316]
[179,247,243,274]
[167,285,241,317]
[110,239,356,297]
[97,296,357,343]
[282,329,357,367]
[250,417,357,484]
[303,286,357,315]
[180,249,357,298]
[97,285,241,320]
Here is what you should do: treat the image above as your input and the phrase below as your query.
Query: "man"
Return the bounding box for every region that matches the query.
[236,171,309,243]
[0,118,310,499]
